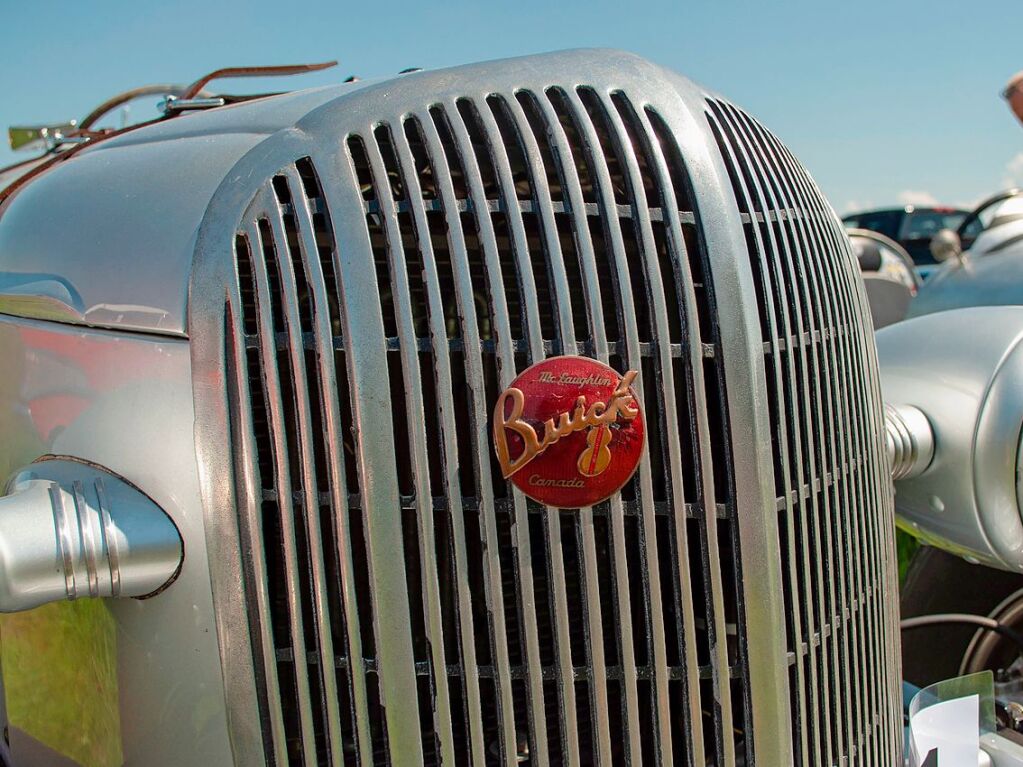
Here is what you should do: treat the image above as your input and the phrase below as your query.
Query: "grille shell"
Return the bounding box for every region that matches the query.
[189,50,901,766]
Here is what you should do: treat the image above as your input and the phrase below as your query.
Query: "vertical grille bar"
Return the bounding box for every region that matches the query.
[278,164,375,766]
[764,140,883,763]
[415,108,520,766]
[725,107,848,763]
[387,122,490,766]
[732,116,857,763]
[704,105,811,764]
[509,89,643,766]
[530,88,614,766]
[788,150,875,762]
[632,104,713,763]
[802,169,885,763]
[500,93,583,766]
[262,184,347,765]
[586,88,685,760]
[712,103,834,766]
[445,97,549,760]
[566,87,711,764]
[782,140,900,762]
[322,145,425,766]
[224,251,290,765]
[357,136,457,764]
[475,95,553,763]
[243,215,320,766]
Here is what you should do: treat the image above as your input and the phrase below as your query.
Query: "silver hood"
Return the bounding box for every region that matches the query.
[0,78,383,336]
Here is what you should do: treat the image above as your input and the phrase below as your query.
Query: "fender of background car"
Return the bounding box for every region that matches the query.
[910,239,1023,318]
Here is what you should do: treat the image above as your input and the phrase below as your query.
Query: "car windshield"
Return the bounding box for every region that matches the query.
[901,210,966,240]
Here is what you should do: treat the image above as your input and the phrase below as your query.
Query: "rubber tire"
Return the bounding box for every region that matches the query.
[901,545,1023,687]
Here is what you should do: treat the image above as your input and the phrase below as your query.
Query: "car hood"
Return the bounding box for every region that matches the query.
[0,80,379,336]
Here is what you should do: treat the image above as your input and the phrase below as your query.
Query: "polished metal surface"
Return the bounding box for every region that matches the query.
[161,96,227,113]
[885,405,934,481]
[187,49,902,765]
[910,244,1023,318]
[0,316,232,766]
[880,306,1023,572]
[0,83,380,336]
[0,459,182,611]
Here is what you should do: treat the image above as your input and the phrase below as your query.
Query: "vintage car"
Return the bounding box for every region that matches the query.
[0,49,1019,766]
[847,227,918,328]
[842,204,981,266]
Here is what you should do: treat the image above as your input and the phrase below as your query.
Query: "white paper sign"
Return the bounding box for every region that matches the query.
[909,693,980,767]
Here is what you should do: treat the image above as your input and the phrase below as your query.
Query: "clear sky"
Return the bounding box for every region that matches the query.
[2,0,1021,214]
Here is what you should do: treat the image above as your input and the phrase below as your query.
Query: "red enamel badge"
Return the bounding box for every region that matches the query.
[492,356,645,508]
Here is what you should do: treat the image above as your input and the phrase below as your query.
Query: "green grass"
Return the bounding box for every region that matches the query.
[897,528,920,583]
[0,600,122,767]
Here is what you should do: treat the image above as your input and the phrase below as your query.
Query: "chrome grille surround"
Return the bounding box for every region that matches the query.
[189,50,900,766]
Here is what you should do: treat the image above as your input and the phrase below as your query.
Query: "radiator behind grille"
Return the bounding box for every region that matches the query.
[188,50,901,767]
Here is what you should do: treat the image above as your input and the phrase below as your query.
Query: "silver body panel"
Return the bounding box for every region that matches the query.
[0,317,230,766]
[879,307,1023,571]
[910,241,1023,318]
[0,85,375,337]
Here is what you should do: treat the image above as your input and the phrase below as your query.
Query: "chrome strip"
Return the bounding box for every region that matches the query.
[633,101,711,760]
[679,93,795,764]
[710,103,826,765]
[728,103,838,767]
[772,137,883,763]
[73,480,100,598]
[245,213,320,765]
[475,95,552,762]
[279,163,375,766]
[562,86,684,763]
[588,87,685,760]
[319,139,425,765]
[388,119,489,765]
[358,134,457,763]
[500,93,583,765]
[794,142,902,761]
[49,482,76,600]
[738,108,854,763]
[95,478,120,598]
[417,106,520,766]
[261,183,346,765]
[223,281,290,764]
[531,88,614,766]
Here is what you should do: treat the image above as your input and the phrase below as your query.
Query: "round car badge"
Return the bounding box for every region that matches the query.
[492,356,645,508]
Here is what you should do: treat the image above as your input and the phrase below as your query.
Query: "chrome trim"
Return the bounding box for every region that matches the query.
[885,405,934,480]
[50,480,77,599]
[0,459,182,612]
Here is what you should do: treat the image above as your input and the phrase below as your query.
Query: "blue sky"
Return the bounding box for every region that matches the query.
[2,0,1021,214]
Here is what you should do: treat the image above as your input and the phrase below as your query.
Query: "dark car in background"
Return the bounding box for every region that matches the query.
[843,205,983,264]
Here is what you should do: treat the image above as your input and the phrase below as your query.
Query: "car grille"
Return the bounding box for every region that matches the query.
[189,52,900,767]
[705,98,901,767]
